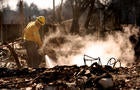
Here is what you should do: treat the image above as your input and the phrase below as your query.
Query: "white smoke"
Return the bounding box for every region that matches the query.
[42,25,139,68]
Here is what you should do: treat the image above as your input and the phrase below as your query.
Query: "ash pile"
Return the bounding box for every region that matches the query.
[0,61,140,90]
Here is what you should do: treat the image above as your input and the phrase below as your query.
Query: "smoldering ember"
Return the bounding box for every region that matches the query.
[0,0,140,89]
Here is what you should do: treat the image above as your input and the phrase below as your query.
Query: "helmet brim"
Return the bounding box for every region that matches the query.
[36,19,45,25]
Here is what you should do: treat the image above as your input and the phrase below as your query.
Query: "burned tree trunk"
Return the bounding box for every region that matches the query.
[70,3,80,34]
[58,0,63,24]
[0,1,3,43]
[70,0,80,34]
[19,0,24,36]
[70,0,93,34]
[53,0,56,23]
[0,11,2,43]
[84,6,94,29]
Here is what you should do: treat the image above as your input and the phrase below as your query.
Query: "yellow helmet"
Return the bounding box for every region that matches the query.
[36,16,45,25]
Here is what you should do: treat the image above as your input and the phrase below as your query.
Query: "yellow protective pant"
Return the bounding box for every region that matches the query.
[23,40,42,68]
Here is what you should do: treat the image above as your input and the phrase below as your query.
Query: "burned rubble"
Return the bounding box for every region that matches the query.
[0,61,139,90]
[0,25,139,89]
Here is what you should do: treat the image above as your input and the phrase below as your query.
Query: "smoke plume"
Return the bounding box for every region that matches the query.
[41,25,139,68]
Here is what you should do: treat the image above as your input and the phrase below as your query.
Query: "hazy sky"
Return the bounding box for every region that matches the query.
[2,0,64,10]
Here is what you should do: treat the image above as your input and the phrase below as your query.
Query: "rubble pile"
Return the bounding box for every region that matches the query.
[0,63,139,89]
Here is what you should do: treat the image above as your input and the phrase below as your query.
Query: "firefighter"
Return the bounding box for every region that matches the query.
[22,16,45,68]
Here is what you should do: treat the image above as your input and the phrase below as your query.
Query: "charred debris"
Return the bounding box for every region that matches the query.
[0,56,140,89]
[0,0,140,89]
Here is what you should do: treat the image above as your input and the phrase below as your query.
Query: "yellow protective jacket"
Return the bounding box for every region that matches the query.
[23,21,42,47]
